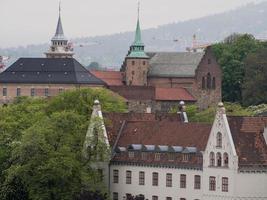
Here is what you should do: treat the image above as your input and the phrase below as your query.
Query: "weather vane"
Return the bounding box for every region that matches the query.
[138,1,140,19]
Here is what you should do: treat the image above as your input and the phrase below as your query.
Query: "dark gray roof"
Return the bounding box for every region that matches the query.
[0,58,105,85]
[147,52,205,78]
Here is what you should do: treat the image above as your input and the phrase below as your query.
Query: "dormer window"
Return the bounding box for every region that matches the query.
[155,153,160,161]
[128,151,134,159]
[141,152,147,160]
[182,153,189,162]
[216,132,222,148]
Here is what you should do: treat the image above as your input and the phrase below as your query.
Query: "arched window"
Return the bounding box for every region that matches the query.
[202,77,206,89]
[216,152,222,167]
[223,153,229,167]
[216,132,222,147]
[207,73,211,89]
[209,152,215,166]
[212,77,216,89]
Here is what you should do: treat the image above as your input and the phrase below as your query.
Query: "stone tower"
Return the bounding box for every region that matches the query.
[122,5,149,86]
[45,4,74,58]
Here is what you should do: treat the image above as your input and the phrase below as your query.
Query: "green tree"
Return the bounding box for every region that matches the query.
[242,48,267,106]
[0,88,126,200]
[212,33,264,102]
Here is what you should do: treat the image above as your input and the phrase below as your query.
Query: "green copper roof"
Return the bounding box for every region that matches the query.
[127,17,148,58]
[133,19,143,46]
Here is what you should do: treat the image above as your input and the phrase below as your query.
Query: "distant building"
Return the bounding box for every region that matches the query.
[0,6,104,104]
[86,101,267,200]
[91,14,222,110]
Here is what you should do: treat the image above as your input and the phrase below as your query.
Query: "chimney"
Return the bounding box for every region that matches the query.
[178,101,188,123]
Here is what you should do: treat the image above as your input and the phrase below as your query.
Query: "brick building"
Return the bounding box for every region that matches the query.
[91,14,222,110]
[0,6,104,104]
[85,101,267,200]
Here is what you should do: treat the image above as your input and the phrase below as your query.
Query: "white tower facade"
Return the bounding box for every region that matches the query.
[45,4,74,58]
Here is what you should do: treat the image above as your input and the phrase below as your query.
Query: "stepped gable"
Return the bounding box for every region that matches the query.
[228,116,267,166]
[148,52,205,78]
[0,58,105,85]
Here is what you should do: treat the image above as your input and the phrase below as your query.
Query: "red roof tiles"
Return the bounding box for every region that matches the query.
[155,87,196,101]
[90,70,123,86]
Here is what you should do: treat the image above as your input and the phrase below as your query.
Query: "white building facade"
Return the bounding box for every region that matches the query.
[87,102,267,200]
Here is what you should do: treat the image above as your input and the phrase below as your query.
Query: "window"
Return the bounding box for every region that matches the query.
[16,88,21,97]
[3,88,7,96]
[202,77,206,89]
[212,77,216,89]
[155,153,161,161]
[217,152,222,167]
[216,132,222,147]
[126,171,132,184]
[141,152,147,160]
[128,151,134,159]
[168,153,175,161]
[180,198,186,200]
[152,196,158,200]
[31,88,35,97]
[44,88,49,97]
[131,70,135,75]
[166,173,172,187]
[224,153,229,167]
[194,175,201,189]
[209,176,216,191]
[143,61,146,65]
[126,193,132,200]
[222,177,229,192]
[152,172,158,186]
[59,88,64,93]
[113,170,119,183]
[132,61,135,65]
[180,174,186,188]
[182,154,189,162]
[207,73,211,89]
[166,197,172,200]
[113,192,118,200]
[139,171,145,185]
[210,152,215,166]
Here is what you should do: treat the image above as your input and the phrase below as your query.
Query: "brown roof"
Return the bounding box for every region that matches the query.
[109,86,155,100]
[155,87,196,101]
[105,113,267,168]
[228,116,267,166]
[90,70,123,86]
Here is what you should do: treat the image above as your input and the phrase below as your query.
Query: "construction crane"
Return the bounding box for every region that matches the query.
[186,34,211,52]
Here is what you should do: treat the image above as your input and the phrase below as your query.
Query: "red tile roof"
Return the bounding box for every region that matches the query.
[155,87,196,101]
[90,70,123,86]
[109,86,155,100]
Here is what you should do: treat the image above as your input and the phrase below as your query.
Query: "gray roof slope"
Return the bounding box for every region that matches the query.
[148,52,205,78]
[0,58,105,85]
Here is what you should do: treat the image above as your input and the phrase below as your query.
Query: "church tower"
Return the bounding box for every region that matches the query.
[122,3,149,86]
[45,3,74,58]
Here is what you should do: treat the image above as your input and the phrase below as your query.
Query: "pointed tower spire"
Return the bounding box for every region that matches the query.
[127,2,148,58]
[45,1,74,58]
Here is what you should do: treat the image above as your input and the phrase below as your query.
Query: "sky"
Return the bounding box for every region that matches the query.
[0,0,265,48]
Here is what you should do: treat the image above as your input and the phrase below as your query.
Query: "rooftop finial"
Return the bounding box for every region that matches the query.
[138,1,140,20]
[59,0,61,15]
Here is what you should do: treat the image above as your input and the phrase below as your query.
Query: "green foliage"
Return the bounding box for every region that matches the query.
[212,33,264,103]
[242,48,267,106]
[0,88,126,200]
[186,103,253,123]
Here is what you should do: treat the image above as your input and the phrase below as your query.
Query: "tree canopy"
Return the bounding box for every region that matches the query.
[0,88,126,200]
[212,33,264,103]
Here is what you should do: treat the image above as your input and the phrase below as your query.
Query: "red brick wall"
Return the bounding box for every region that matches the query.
[125,58,149,86]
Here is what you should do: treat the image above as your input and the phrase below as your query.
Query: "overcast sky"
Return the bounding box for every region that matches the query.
[0,0,264,48]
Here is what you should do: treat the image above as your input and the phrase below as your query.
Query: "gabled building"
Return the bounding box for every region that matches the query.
[0,6,104,104]
[86,101,267,200]
[91,12,222,110]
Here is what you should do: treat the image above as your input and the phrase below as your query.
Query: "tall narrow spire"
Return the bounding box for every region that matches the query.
[127,2,148,58]
[45,2,74,58]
